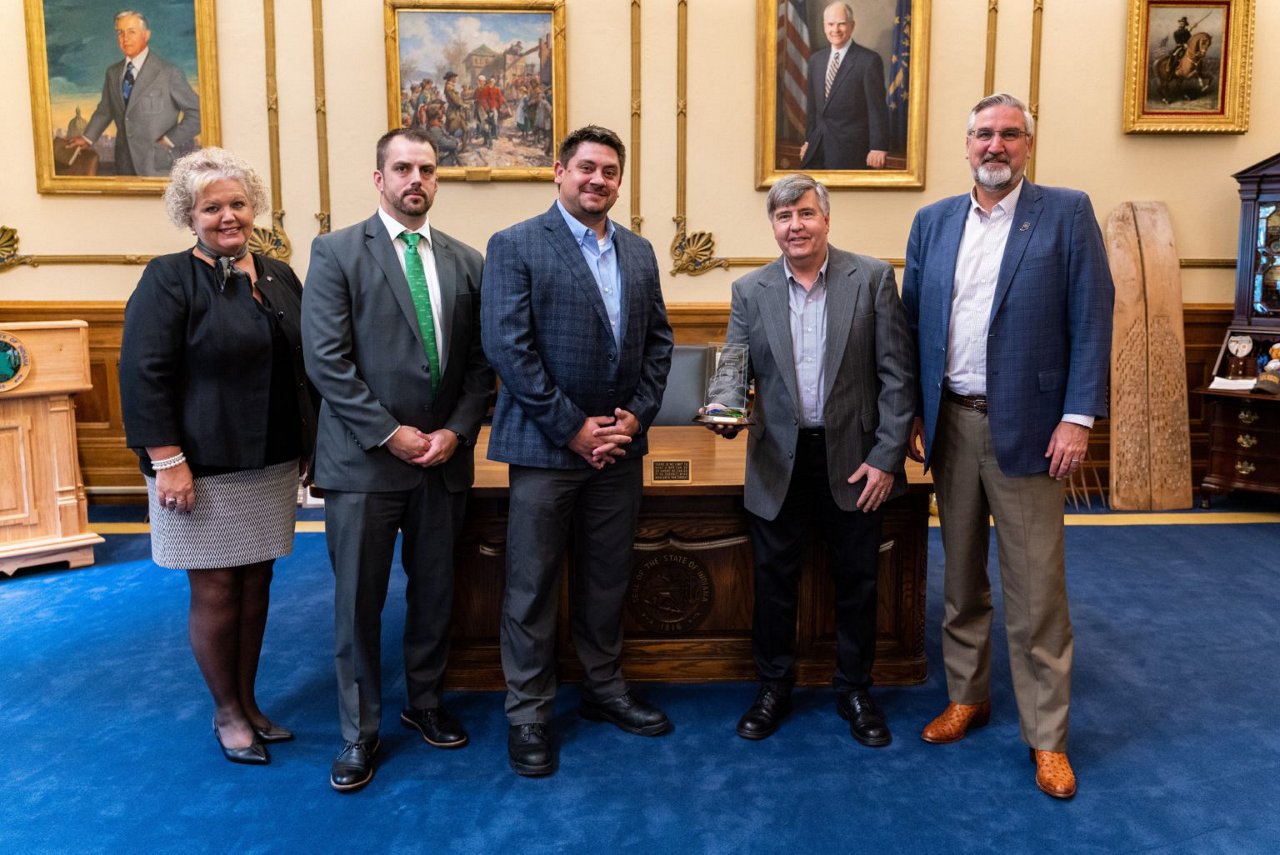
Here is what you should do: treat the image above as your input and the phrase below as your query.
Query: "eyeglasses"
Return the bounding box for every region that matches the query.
[968,128,1030,143]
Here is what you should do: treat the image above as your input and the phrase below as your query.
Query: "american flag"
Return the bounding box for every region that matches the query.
[777,0,809,143]
[887,0,912,152]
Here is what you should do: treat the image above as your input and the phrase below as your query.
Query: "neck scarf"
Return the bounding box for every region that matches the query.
[195,240,250,292]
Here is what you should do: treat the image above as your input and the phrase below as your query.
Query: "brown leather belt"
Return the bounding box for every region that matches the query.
[944,387,987,414]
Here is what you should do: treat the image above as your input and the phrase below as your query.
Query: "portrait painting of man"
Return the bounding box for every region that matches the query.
[385,1,566,179]
[760,0,928,188]
[24,0,219,192]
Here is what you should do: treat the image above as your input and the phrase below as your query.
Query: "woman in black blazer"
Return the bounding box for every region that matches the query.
[119,148,317,765]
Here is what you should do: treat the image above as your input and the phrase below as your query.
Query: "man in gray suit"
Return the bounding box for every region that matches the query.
[67,10,201,177]
[482,125,674,777]
[704,173,914,746]
[302,128,493,793]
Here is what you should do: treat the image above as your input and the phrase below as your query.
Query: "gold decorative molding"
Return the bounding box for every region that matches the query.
[0,227,152,272]
[1027,0,1044,182]
[261,0,291,260]
[312,0,332,235]
[630,0,643,234]
[670,0,729,276]
[1180,258,1236,270]
[984,1,998,95]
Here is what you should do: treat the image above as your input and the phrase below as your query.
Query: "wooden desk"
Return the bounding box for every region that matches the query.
[446,426,932,689]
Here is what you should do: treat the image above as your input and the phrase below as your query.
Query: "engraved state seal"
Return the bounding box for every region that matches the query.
[628,551,713,634]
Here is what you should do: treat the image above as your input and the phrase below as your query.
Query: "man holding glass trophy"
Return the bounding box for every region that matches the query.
[701,174,915,746]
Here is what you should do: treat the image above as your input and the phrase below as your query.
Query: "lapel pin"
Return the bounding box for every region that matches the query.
[1019,222,1031,231]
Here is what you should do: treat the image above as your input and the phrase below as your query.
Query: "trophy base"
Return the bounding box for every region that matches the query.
[693,413,753,426]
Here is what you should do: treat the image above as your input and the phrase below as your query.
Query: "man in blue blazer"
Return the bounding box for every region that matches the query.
[482,125,674,776]
[902,94,1113,800]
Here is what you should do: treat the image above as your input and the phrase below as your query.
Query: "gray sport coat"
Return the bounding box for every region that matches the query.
[723,246,916,520]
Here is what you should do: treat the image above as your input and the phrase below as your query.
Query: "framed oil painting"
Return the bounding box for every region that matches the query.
[757,0,929,189]
[1122,0,1253,133]
[23,0,220,194]
[385,0,567,181]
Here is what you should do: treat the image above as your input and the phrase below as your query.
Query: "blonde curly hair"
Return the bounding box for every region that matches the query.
[163,147,270,230]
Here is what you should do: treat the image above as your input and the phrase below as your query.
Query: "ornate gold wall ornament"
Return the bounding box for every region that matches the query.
[670,217,729,277]
[249,211,292,261]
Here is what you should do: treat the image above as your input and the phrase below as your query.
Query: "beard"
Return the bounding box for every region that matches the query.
[390,187,431,217]
[974,158,1015,192]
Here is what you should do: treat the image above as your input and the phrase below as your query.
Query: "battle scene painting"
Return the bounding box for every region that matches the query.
[385,1,566,180]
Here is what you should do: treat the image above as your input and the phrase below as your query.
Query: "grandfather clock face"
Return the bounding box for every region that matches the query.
[1253,204,1280,318]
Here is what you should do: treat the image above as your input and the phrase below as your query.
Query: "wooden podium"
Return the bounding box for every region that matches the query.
[0,321,103,576]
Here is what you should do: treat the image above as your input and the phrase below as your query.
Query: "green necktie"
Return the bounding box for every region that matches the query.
[400,231,441,393]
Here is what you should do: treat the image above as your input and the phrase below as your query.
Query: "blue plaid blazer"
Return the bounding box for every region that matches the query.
[902,181,1115,477]
[481,204,673,469]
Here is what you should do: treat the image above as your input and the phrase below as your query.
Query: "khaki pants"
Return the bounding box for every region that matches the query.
[932,398,1073,751]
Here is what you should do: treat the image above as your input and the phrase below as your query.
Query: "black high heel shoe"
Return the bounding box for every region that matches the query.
[252,721,294,743]
[213,718,270,765]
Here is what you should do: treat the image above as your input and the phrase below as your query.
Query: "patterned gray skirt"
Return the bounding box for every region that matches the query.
[145,460,300,570]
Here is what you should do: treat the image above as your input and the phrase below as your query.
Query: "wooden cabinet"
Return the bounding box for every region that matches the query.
[1197,390,1280,506]
[0,321,104,575]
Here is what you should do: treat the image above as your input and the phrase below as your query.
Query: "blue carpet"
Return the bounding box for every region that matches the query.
[2,522,1279,854]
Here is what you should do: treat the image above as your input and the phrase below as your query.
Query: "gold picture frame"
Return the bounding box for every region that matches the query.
[756,0,929,189]
[23,0,220,195]
[1122,0,1253,133]
[384,0,567,182]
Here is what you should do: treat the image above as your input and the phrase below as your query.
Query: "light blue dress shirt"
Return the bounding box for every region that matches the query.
[557,200,622,348]
[784,256,830,428]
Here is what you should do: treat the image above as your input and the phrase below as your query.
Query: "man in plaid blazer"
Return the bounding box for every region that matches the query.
[481,125,673,777]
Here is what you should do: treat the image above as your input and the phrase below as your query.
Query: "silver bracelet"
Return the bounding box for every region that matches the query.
[151,452,187,470]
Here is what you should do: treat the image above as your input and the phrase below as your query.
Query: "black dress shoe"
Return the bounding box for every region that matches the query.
[252,721,294,743]
[401,706,469,748]
[736,684,793,740]
[507,724,555,777]
[580,690,672,736]
[213,718,269,765]
[329,738,380,792]
[837,690,892,747]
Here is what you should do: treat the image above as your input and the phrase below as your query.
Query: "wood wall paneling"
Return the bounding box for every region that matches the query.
[0,301,1234,499]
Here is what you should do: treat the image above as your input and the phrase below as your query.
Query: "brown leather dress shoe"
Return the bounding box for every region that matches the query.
[920,700,991,744]
[1031,749,1077,799]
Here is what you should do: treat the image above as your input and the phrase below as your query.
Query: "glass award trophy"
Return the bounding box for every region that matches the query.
[694,343,752,425]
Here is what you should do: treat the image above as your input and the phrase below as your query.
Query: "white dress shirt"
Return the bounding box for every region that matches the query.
[377,206,447,446]
[946,179,1092,428]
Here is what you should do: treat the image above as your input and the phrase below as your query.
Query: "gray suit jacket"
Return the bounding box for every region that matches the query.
[302,213,494,493]
[721,247,916,520]
[83,52,201,177]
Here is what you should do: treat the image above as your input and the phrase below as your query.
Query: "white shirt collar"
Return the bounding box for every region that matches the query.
[125,47,149,71]
[969,177,1025,219]
[378,206,431,247]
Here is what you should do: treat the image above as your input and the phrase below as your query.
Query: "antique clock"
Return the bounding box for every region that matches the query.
[1197,153,1280,506]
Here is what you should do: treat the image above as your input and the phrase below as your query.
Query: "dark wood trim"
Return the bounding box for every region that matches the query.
[0,300,1235,500]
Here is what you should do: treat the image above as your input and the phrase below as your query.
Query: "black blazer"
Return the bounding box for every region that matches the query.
[120,251,318,471]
